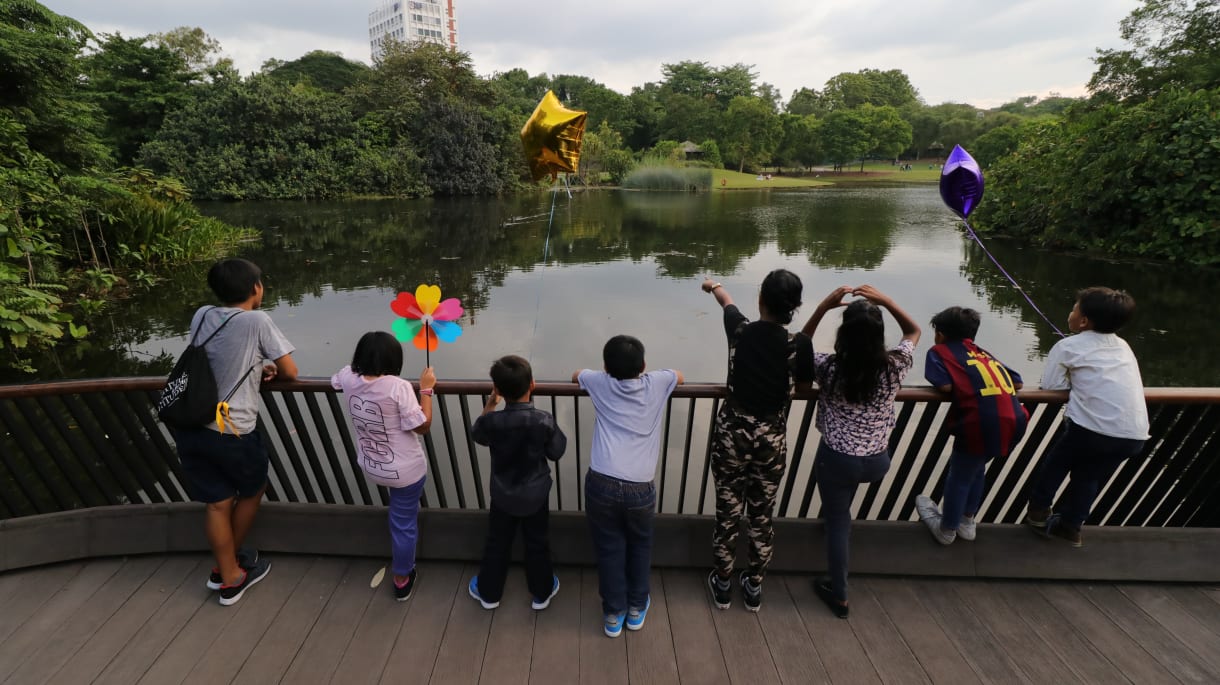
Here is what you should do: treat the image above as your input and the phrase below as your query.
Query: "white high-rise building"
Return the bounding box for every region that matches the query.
[369,0,458,59]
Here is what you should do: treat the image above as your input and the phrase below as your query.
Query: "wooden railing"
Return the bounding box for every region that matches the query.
[1,379,1218,527]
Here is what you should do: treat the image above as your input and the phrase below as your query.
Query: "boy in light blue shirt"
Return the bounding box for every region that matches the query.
[573,335,683,637]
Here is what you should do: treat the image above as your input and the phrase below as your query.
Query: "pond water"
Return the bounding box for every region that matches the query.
[31,185,1220,387]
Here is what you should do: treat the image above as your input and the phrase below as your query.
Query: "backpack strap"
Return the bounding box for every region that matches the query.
[191,307,242,347]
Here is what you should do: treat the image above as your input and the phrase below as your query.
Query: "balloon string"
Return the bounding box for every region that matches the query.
[528,185,561,360]
[962,220,1065,338]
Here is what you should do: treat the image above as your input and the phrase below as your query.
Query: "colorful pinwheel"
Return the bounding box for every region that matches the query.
[391,285,463,365]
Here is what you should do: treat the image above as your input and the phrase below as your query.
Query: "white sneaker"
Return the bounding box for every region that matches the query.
[915,495,956,545]
[958,515,977,541]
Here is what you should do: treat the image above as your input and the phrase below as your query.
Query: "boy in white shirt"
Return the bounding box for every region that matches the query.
[1025,287,1150,547]
[573,335,683,637]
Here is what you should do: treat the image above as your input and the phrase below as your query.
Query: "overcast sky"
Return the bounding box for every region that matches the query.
[45,0,1143,107]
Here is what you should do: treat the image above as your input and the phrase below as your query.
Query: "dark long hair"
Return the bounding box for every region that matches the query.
[831,300,889,403]
[759,269,802,325]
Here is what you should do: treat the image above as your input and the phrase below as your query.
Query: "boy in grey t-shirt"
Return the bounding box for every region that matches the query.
[173,258,297,606]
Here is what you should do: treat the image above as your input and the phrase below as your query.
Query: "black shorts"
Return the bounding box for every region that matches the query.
[174,427,270,503]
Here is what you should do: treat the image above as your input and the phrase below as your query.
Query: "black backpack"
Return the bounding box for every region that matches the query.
[157,308,241,429]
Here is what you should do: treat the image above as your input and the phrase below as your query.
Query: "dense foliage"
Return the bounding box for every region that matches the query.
[973,0,1219,264]
[0,1,250,371]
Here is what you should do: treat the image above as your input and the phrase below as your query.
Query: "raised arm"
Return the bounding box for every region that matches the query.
[411,367,435,435]
[854,285,921,346]
[701,278,734,309]
[801,286,853,338]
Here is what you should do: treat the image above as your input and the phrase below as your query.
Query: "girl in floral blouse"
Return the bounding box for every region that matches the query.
[802,285,920,618]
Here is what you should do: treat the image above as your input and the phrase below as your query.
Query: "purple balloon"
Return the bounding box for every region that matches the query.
[939,145,984,219]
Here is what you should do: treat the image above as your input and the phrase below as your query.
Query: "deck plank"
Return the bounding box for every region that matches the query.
[478,569,536,685]
[784,575,882,685]
[908,579,1026,684]
[328,560,418,685]
[431,563,496,685]
[269,558,378,685]
[1163,586,1220,640]
[529,565,581,684]
[6,556,163,685]
[378,561,464,685]
[624,570,681,685]
[754,576,829,685]
[1079,584,1215,684]
[989,582,1129,684]
[0,558,124,682]
[660,569,731,684]
[953,581,1080,684]
[847,579,931,685]
[1115,584,1220,678]
[707,579,781,684]
[579,567,628,685]
[2,553,1216,684]
[231,556,350,685]
[0,562,85,646]
[46,556,203,685]
[864,578,980,684]
[1037,584,1178,683]
[92,558,213,685]
[180,555,312,684]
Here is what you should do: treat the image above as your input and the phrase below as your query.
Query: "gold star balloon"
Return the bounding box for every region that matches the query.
[521,90,587,182]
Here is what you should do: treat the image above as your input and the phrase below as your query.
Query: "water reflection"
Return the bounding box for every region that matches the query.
[12,187,1219,387]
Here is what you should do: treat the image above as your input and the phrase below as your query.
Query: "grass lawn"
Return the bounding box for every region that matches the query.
[712,163,939,190]
[813,161,942,184]
[712,168,832,189]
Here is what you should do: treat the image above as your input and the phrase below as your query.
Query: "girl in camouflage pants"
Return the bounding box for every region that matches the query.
[701,271,814,612]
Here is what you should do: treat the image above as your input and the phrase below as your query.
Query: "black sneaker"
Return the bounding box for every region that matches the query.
[218,558,271,606]
[814,579,849,619]
[207,548,259,591]
[739,571,762,612]
[394,568,417,602]
[707,570,731,610]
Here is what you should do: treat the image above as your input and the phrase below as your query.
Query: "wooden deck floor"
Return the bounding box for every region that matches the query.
[2,555,1219,684]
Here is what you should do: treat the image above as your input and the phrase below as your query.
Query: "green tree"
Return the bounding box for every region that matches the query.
[1089,0,1220,101]
[858,104,912,163]
[82,33,192,164]
[721,96,782,172]
[785,87,823,116]
[821,69,920,110]
[151,26,230,77]
[774,113,821,171]
[267,50,371,93]
[819,109,870,171]
[0,0,107,170]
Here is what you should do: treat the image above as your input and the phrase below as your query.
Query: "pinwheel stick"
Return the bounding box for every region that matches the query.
[425,325,430,367]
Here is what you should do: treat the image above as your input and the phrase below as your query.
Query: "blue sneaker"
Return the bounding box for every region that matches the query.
[626,596,651,631]
[468,576,499,609]
[604,611,627,638]
[531,575,560,610]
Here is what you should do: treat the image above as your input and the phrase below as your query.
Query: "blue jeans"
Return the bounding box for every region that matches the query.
[388,476,426,577]
[585,470,656,615]
[814,442,891,603]
[1027,421,1145,529]
[941,447,990,530]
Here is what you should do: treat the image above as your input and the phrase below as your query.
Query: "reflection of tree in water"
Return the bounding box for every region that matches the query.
[960,238,1220,385]
[774,189,898,270]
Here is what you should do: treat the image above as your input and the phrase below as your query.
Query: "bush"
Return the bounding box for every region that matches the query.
[973,88,1220,264]
[621,163,712,191]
